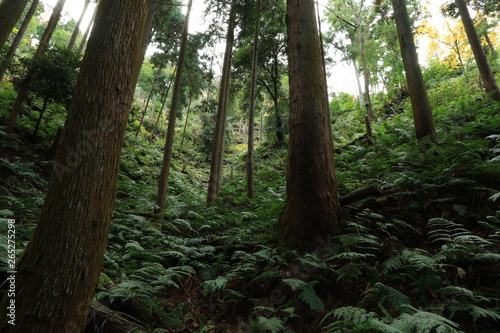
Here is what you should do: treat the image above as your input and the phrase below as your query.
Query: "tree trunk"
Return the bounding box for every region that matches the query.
[0,0,151,331]
[136,60,164,136]
[149,66,176,144]
[6,0,66,133]
[0,0,39,82]
[247,0,261,199]
[358,31,374,120]
[352,58,365,108]
[206,0,237,205]
[0,0,30,50]
[155,0,193,214]
[32,95,49,136]
[281,0,340,252]
[455,0,500,101]
[67,0,91,50]
[77,8,97,54]
[179,94,192,155]
[391,0,438,143]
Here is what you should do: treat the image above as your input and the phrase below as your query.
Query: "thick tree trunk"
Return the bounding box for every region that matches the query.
[392,0,438,143]
[455,0,500,101]
[206,0,237,205]
[156,0,193,214]
[0,0,39,82]
[247,0,261,199]
[281,0,340,252]
[0,0,151,331]
[67,0,91,50]
[0,0,30,50]
[6,0,66,133]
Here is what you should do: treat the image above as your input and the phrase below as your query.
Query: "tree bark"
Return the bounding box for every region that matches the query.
[391,0,438,143]
[455,0,500,101]
[281,0,340,252]
[156,0,193,214]
[0,0,151,331]
[67,0,91,50]
[0,0,30,50]
[247,0,261,199]
[206,0,237,205]
[6,0,67,133]
[0,0,39,82]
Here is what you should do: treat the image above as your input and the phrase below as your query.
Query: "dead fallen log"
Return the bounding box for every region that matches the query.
[85,299,150,333]
[339,184,382,206]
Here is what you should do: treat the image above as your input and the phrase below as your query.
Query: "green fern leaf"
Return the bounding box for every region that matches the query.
[202,276,228,294]
[257,316,286,333]
[282,278,307,291]
[298,281,325,312]
[391,307,462,333]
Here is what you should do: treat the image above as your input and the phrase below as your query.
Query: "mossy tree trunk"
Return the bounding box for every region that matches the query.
[0,0,151,331]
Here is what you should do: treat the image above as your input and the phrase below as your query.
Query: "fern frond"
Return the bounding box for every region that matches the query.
[391,306,462,333]
[380,256,404,275]
[328,251,376,261]
[202,276,228,294]
[298,281,325,312]
[257,316,286,333]
[282,278,307,291]
[447,301,500,322]
[361,283,410,313]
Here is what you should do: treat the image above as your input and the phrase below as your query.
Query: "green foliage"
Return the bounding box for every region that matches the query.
[282,279,325,312]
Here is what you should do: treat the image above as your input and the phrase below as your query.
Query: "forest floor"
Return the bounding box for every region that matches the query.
[1,98,500,332]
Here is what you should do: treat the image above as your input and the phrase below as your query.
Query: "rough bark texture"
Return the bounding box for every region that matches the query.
[455,0,500,101]
[0,0,39,81]
[67,0,90,50]
[0,0,150,331]
[246,0,261,199]
[392,0,438,143]
[156,0,193,213]
[0,0,29,49]
[206,0,237,205]
[6,0,66,133]
[282,0,340,252]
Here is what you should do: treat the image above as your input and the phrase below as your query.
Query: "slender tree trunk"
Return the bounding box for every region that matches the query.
[0,0,39,82]
[136,60,165,136]
[67,0,91,50]
[6,0,66,133]
[392,0,438,143]
[0,0,151,331]
[150,93,157,122]
[77,8,97,54]
[247,0,261,199]
[179,94,192,155]
[352,58,365,108]
[281,0,340,252]
[455,0,500,101]
[155,0,193,214]
[33,95,49,136]
[0,0,30,50]
[358,31,374,120]
[149,66,176,144]
[206,0,237,205]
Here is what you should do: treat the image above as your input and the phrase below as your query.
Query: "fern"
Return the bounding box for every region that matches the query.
[322,306,402,333]
[361,283,411,313]
[257,316,286,333]
[391,306,462,333]
[380,256,404,275]
[282,279,325,311]
[202,276,228,294]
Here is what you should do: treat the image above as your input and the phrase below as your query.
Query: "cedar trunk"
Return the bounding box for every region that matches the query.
[0,0,40,82]
[0,0,150,331]
[455,0,500,101]
[392,0,438,143]
[0,0,29,49]
[247,0,261,199]
[207,0,237,205]
[156,0,193,213]
[6,0,67,133]
[67,0,91,50]
[282,0,340,252]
